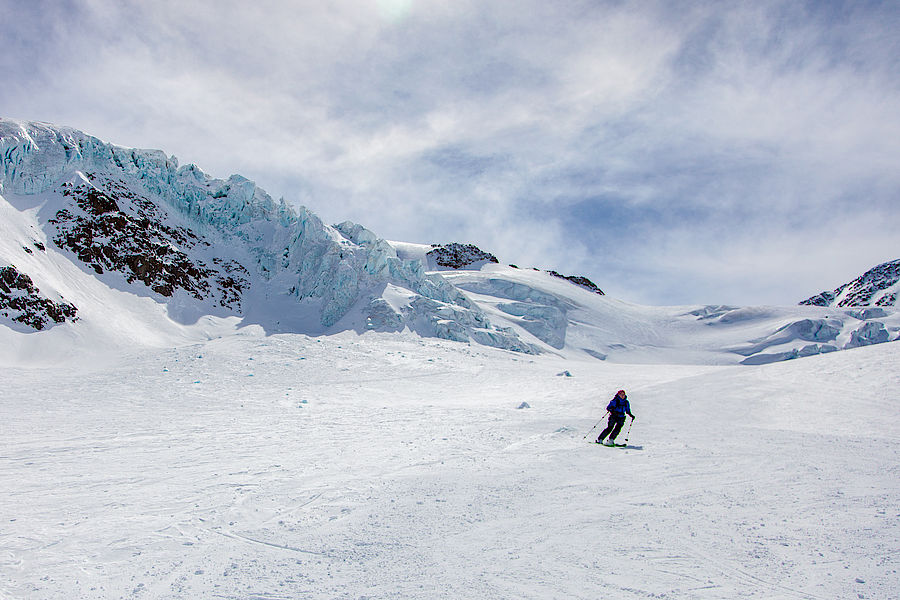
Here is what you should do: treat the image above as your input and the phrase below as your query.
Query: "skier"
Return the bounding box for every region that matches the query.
[596,389,635,446]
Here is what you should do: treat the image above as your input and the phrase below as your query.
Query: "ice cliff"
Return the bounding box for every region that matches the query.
[0,119,537,352]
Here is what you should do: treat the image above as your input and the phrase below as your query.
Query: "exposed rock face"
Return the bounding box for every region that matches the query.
[0,265,77,330]
[546,270,604,295]
[427,243,499,269]
[801,259,900,308]
[49,173,248,306]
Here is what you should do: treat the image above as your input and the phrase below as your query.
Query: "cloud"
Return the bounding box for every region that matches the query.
[2,0,898,305]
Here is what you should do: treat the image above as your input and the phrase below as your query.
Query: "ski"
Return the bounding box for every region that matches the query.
[591,441,641,449]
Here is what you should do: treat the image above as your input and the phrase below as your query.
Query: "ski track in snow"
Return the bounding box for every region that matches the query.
[1,332,898,599]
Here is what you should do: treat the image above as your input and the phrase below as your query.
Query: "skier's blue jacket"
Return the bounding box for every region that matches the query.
[606,395,633,418]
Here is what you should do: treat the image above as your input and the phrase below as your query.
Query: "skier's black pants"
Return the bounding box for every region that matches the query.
[597,414,626,442]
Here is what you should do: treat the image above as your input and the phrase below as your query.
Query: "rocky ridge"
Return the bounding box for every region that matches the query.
[427,242,604,296]
[546,270,604,295]
[801,259,899,308]
[50,172,248,306]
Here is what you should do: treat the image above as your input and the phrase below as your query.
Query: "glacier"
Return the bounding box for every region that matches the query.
[0,119,537,352]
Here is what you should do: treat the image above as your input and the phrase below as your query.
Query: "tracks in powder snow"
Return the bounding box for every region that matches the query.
[209,529,333,558]
[558,434,846,600]
[4,337,898,599]
[678,542,831,600]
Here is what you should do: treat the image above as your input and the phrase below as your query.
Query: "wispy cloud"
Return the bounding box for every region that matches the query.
[2,0,898,305]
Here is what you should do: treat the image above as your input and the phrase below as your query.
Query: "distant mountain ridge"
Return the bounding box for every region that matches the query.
[425,242,604,295]
[801,259,899,308]
[545,270,604,295]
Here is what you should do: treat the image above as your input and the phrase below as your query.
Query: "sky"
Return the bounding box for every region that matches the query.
[2,0,898,306]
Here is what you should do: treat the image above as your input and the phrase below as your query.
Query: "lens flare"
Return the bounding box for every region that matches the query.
[376,0,413,23]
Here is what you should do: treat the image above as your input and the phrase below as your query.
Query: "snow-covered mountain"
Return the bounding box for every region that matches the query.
[801,258,900,308]
[387,240,900,363]
[2,118,898,366]
[0,119,536,358]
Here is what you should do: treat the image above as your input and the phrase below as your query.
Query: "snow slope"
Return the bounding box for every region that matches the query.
[0,185,242,366]
[1,330,897,599]
[439,262,900,365]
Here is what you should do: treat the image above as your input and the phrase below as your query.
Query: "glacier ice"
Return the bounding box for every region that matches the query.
[733,318,842,357]
[0,119,535,352]
[5,118,896,364]
[497,301,567,349]
[454,278,573,348]
[845,321,890,349]
[740,343,838,365]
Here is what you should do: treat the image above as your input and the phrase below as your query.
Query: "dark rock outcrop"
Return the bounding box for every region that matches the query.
[48,173,248,307]
[0,265,78,330]
[427,243,499,269]
[546,270,604,295]
[801,259,899,308]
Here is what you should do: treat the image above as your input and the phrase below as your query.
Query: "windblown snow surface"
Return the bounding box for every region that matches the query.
[2,326,898,599]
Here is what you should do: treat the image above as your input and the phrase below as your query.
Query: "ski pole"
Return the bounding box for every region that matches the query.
[622,417,634,444]
[582,411,609,439]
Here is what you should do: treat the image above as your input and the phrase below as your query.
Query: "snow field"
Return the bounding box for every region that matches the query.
[1,331,898,599]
